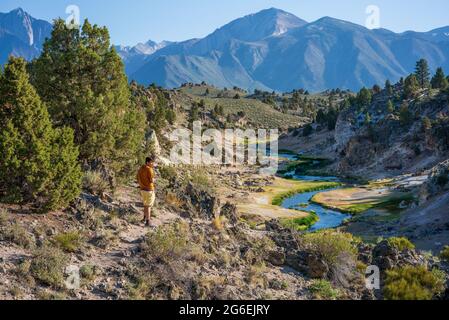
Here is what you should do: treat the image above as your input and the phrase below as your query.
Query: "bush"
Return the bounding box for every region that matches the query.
[440,246,449,261]
[387,237,415,251]
[1,222,34,249]
[190,169,214,192]
[30,246,68,288]
[309,279,341,300]
[383,266,445,300]
[0,208,9,226]
[83,171,109,195]
[142,221,189,262]
[303,230,359,268]
[159,165,177,182]
[52,231,84,253]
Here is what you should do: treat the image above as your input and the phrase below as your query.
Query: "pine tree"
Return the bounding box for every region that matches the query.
[385,80,393,96]
[415,59,431,88]
[431,67,449,90]
[0,57,81,211]
[404,74,420,98]
[30,19,145,177]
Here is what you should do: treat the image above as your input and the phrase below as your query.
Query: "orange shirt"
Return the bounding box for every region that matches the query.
[137,165,155,191]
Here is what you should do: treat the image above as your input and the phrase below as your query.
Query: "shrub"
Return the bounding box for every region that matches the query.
[303,230,359,267]
[165,191,184,210]
[142,221,189,262]
[190,169,214,192]
[52,231,84,253]
[387,237,415,251]
[1,222,34,249]
[440,246,449,261]
[383,266,445,300]
[30,246,68,288]
[159,165,177,181]
[83,171,109,195]
[0,208,9,226]
[80,264,97,283]
[309,279,341,300]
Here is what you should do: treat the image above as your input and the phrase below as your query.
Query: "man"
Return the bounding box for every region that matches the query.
[137,156,156,227]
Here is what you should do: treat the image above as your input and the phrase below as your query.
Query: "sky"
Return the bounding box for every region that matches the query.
[1,0,449,46]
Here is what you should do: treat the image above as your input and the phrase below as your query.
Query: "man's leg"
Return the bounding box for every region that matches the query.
[144,206,150,222]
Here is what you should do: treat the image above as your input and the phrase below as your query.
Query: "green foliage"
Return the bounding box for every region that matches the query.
[280,212,319,231]
[431,67,448,90]
[439,246,449,261]
[142,221,189,262]
[303,230,359,267]
[0,57,82,211]
[0,221,35,249]
[52,230,84,253]
[387,237,415,251]
[404,74,420,98]
[83,170,109,195]
[31,19,145,177]
[30,246,68,288]
[0,208,9,226]
[415,59,431,88]
[189,169,214,193]
[158,165,177,182]
[399,103,413,126]
[356,87,372,107]
[383,266,445,300]
[309,279,341,300]
[303,124,313,137]
[387,100,395,114]
[385,80,393,96]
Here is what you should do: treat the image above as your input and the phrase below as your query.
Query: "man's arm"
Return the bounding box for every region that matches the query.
[148,167,154,183]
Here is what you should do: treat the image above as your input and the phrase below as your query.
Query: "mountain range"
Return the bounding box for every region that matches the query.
[1,7,449,92]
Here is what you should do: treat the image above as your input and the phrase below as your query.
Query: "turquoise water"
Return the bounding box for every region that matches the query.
[278,153,350,231]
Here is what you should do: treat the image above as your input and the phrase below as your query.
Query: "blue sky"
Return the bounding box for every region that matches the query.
[1,0,449,46]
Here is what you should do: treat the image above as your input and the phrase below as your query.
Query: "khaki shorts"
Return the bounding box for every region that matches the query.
[141,190,156,208]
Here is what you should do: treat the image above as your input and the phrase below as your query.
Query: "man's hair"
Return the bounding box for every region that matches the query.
[146,156,155,164]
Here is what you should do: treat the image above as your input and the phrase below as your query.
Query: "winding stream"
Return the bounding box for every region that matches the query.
[278,154,350,231]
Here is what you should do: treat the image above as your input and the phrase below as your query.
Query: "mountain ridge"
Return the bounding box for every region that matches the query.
[1,7,449,92]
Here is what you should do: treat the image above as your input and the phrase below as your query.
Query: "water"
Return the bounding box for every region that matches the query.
[278,153,350,231]
[280,188,350,231]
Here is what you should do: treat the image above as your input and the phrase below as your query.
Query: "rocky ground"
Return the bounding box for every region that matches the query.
[1,161,448,300]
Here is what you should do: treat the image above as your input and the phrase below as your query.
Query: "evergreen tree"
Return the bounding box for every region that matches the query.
[415,59,431,88]
[385,80,393,96]
[387,100,395,114]
[404,74,420,98]
[356,87,372,107]
[0,57,82,211]
[399,103,413,126]
[30,19,145,177]
[431,67,449,90]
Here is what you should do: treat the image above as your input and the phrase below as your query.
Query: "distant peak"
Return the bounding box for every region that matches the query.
[10,7,26,15]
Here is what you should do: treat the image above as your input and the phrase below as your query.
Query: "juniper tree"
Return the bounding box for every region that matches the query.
[431,67,448,90]
[0,57,82,211]
[404,74,420,98]
[30,19,145,177]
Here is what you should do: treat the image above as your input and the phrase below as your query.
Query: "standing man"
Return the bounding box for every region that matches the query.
[137,156,156,227]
